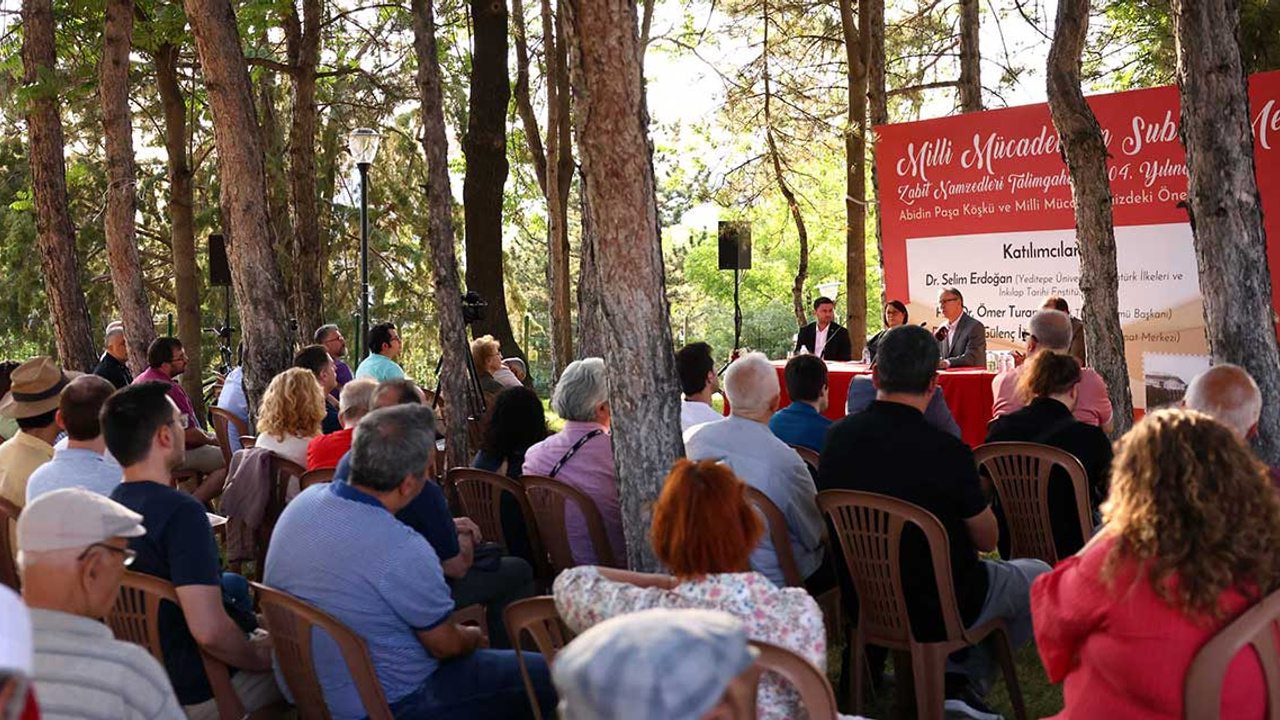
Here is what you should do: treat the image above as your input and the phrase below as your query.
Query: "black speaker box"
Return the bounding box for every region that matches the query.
[718,221,752,270]
[209,234,232,287]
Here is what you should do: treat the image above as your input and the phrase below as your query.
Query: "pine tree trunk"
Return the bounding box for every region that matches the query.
[413,0,473,471]
[99,0,156,373]
[155,44,206,414]
[286,0,324,340]
[257,73,294,308]
[543,0,574,380]
[564,0,684,572]
[463,0,525,365]
[22,0,96,372]
[864,0,887,308]
[1172,0,1280,463]
[184,0,293,410]
[1047,0,1134,438]
[959,0,982,113]
[576,171,606,358]
[839,0,868,357]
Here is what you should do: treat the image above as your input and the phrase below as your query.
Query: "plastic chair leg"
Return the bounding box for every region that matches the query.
[849,627,866,714]
[911,644,948,720]
[992,628,1028,720]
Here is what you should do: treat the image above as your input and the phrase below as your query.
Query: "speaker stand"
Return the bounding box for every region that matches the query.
[733,265,742,354]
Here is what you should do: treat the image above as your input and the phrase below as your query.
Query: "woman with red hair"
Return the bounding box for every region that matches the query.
[553,459,825,720]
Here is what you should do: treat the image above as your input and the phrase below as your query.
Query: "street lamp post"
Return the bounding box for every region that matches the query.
[349,128,382,360]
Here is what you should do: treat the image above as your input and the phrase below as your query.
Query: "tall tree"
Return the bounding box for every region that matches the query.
[576,173,606,358]
[958,0,982,112]
[1172,0,1280,462]
[1047,0,1134,438]
[99,0,156,373]
[184,0,293,408]
[864,0,887,307]
[154,43,206,414]
[838,0,868,357]
[413,0,473,471]
[564,0,683,572]
[283,0,324,339]
[463,0,525,364]
[22,0,96,371]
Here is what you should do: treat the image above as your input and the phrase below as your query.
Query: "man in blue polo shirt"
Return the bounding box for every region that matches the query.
[265,404,555,719]
[769,354,833,453]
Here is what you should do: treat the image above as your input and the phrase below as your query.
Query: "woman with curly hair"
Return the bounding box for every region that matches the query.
[1032,408,1280,718]
[255,367,326,467]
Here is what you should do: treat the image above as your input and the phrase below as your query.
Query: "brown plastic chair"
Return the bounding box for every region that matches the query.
[251,582,393,720]
[750,640,840,720]
[1184,587,1280,719]
[106,571,246,720]
[210,407,250,468]
[974,442,1094,565]
[790,444,821,472]
[300,468,335,491]
[521,474,622,572]
[818,490,1027,720]
[446,468,535,549]
[711,661,764,720]
[0,496,20,591]
[240,435,257,449]
[252,454,306,581]
[504,596,576,720]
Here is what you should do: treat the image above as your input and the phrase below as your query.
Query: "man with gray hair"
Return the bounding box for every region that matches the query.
[684,352,826,590]
[314,324,353,400]
[266,405,556,718]
[94,321,133,389]
[992,308,1113,431]
[1184,364,1263,441]
[306,377,378,471]
[935,286,987,368]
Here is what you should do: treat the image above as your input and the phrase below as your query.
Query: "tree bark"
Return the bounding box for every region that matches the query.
[543,0,574,379]
[1172,0,1280,463]
[413,0,473,471]
[285,0,324,340]
[510,0,547,193]
[576,170,606,358]
[22,0,96,372]
[564,0,684,572]
[99,0,156,374]
[838,0,869,358]
[958,0,982,113]
[463,0,525,365]
[155,44,206,414]
[184,0,293,410]
[257,73,293,295]
[1046,0,1134,439]
[865,0,888,309]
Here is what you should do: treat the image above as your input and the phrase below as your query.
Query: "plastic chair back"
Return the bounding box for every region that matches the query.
[300,468,335,491]
[210,407,249,468]
[743,486,803,587]
[106,572,245,720]
[1185,587,1280,720]
[252,582,393,720]
[750,640,839,720]
[974,441,1093,565]
[522,474,622,572]
[254,454,306,579]
[0,496,20,591]
[790,444,820,472]
[240,435,257,449]
[504,596,575,720]
[446,467,527,549]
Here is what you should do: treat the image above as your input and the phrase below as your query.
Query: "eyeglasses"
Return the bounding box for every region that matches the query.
[939,297,961,305]
[177,414,190,429]
[77,543,137,567]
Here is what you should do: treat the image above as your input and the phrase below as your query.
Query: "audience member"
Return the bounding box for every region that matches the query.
[1032,409,1280,718]
[863,299,908,363]
[503,358,527,384]
[846,374,961,438]
[307,378,378,471]
[254,368,326,468]
[26,375,121,502]
[1184,363,1261,442]
[0,361,20,442]
[473,386,547,567]
[293,345,341,434]
[215,344,249,454]
[266,404,556,719]
[134,338,226,502]
[472,335,521,393]
[0,357,71,515]
[986,352,1112,558]
[769,354,832,452]
[0,585,32,720]
[992,309,1112,431]
[674,342,723,432]
[935,286,987,368]
[523,358,627,565]
[794,296,852,360]
[18,488,184,719]
[1042,296,1086,367]
[819,324,1048,716]
[104,383,281,718]
[93,322,134,389]
[354,322,406,381]
[554,459,824,720]
[552,608,756,720]
[684,352,826,591]
[314,324,353,399]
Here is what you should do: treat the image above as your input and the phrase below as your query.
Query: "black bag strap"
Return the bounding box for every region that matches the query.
[549,429,605,478]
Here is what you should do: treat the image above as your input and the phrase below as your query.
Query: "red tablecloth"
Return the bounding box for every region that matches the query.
[770,361,997,447]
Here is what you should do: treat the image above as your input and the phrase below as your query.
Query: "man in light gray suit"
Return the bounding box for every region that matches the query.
[934,286,987,368]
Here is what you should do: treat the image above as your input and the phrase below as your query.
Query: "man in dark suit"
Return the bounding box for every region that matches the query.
[92,322,133,390]
[934,286,986,368]
[794,296,852,361]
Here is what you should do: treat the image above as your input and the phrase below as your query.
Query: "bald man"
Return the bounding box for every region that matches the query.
[1184,364,1277,485]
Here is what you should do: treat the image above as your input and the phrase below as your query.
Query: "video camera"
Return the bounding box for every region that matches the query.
[462,291,488,325]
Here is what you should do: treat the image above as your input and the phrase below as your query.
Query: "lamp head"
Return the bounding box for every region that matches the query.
[349,128,383,166]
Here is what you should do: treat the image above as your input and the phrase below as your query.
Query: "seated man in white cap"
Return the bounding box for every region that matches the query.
[552,608,758,720]
[0,585,33,720]
[18,488,184,719]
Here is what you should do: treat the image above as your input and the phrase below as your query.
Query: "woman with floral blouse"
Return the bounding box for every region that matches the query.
[553,459,827,720]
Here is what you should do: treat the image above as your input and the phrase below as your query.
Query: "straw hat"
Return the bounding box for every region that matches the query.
[0,356,81,419]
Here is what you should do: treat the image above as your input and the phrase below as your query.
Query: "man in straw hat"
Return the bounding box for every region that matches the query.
[18,488,184,719]
[0,357,78,519]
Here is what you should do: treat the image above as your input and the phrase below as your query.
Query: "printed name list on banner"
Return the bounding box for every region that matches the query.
[876,70,1280,410]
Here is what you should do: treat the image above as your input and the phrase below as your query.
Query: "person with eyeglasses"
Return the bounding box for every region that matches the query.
[934,286,987,368]
[313,324,354,400]
[106,383,283,719]
[355,322,407,381]
[17,487,185,719]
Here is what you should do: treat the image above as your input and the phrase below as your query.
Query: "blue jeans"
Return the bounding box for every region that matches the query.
[947,558,1052,693]
[386,650,556,720]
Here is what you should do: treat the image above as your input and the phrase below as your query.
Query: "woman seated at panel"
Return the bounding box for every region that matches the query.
[522,358,626,565]
[985,351,1112,557]
[255,367,326,468]
[1032,409,1280,718]
[553,459,825,720]
[862,300,908,363]
[473,386,548,564]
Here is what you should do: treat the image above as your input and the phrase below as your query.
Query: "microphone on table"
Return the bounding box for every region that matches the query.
[933,324,949,342]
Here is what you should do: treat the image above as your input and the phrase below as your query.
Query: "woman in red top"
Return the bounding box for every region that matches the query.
[1032,408,1280,718]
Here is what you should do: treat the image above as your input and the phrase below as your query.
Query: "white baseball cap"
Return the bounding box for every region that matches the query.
[17,488,146,553]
